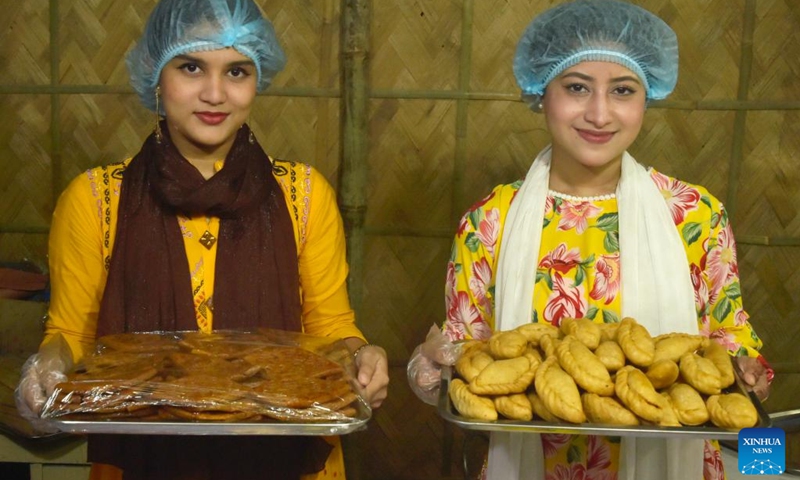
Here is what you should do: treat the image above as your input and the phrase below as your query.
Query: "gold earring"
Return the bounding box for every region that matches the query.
[155,86,163,144]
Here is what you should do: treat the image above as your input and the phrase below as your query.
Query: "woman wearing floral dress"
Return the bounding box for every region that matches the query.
[410,1,771,479]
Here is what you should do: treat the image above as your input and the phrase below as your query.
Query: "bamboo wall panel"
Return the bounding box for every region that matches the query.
[0,0,50,85]
[371,1,461,90]
[751,0,800,101]
[366,99,456,229]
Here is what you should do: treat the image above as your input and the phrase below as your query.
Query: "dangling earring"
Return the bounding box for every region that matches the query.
[537,101,544,112]
[246,123,255,144]
[154,86,163,144]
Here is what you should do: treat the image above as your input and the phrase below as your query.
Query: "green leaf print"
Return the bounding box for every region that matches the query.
[595,212,619,232]
[724,283,742,300]
[710,212,721,230]
[468,210,483,230]
[713,297,732,322]
[535,270,548,285]
[575,265,585,286]
[602,310,620,324]
[543,217,551,229]
[567,444,582,464]
[701,195,713,209]
[604,230,619,253]
[465,233,481,252]
[454,263,463,275]
[586,306,598,320]
[682,222,702,246]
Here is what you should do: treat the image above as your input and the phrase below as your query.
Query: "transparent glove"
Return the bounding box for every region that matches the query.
[15,334,73,433]
[407,324,462,406]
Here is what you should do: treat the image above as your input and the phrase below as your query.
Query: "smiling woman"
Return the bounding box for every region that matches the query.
[15,0,389,479]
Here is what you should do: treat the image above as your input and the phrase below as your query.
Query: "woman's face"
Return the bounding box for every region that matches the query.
[542,61,646,173]
[159,48,258,160]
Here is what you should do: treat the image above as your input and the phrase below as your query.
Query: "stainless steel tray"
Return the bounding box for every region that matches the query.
[46,400,371,436]
[438,364,771,440]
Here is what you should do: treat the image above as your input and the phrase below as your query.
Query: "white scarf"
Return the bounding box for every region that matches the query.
[487,146,705,480]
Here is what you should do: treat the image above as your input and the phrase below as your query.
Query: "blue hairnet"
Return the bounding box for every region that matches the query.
[513,0,678,103]
[127,0,286,112]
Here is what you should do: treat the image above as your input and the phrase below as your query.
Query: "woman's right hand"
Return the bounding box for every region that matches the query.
[407,325,461,406]
[15,335,73,430]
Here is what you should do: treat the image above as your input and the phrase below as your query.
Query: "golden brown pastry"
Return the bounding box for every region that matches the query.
[653,333,705,363]
[616,317,655,367]
[658,393,682,427]
[489,330,529,359]
[494,393,533,421]
[614,365,666,423]
[707,393,758,429]
[667,383,709,426]
[469,356,537,395]
[581,393,639,426]
[679,352,722,395]
[597,322,620,342]
[515,323,560,347]
[594,340,626,371]
[527,391,560,422]
[702,341,736,388]
[559,317,601,350]
[539,334,561,359]
[645,359,680,390]
[556,335,614,396]
[534,356,586,423]
[449,378,498,421]
[455,349,495,383]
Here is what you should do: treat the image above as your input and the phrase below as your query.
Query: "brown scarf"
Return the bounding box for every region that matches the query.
[90,124,332,479]
[97,123,301,336]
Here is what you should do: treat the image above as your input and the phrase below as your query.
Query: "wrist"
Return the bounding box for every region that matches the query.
[353,343,374,364]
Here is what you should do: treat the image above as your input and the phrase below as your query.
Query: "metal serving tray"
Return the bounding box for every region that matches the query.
[438,364,771,440]
[46,399,371,436]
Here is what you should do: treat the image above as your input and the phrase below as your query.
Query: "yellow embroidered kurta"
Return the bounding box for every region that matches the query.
[444,169,766,480]
[45,158,364,480]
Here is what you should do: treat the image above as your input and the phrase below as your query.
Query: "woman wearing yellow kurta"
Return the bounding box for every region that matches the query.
[412,1,771,479]
[17,0,388,478]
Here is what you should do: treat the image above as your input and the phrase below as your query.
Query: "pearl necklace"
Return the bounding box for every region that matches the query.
[548,189,616,202]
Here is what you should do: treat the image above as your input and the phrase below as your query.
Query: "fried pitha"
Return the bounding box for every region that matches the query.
[653,333,705,363]
[614,365,665,423]
[514,323,560,347]
[449,378,497,421]
[559,318,601,350]
[489,330,528,359]
[645,359,680,390]
[702,341,736,388]
[469,356,537,395]
[679,352,722,395]
[534,356,585,424]
[617,318,655,367]
[455,349,495,383]
[706,393,758,429]
[556,335,614,396]
[527,391,560,422]
[667,383,709,426]
[581,393,639,426]
[494,393,533,421]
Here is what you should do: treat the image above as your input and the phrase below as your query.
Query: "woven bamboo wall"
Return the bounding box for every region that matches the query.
[1,1,799,479]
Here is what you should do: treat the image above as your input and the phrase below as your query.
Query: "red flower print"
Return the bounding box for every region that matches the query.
[734,308,749,327]
[652,171,701,224]
[590,253,620,305]
[545,195,555,216]
[703,440,725,480]
[446,291,480,340]
[546,463,587,480]
[445,262,457,308]
[707,223,738,296]
[586,433,613,473]
[557,200,602,234]
[475,208,501,256]
[544,274,588,325]
[709,329,739,352]
[690,263,709,314]
[541,434,572,458]
[470,258,494,319]
[540,244,582,275]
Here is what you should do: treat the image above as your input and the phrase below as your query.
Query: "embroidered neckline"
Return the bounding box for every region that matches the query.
[548,189,616,202]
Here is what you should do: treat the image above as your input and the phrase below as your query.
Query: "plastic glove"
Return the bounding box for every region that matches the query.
[407,324,462,406]
[15,334,73,433]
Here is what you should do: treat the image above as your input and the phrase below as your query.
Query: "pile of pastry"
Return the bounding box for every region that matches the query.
[449,317,758,430]
[42,331,362,423]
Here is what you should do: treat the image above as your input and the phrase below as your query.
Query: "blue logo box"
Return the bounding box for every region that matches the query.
[738,427,785,475]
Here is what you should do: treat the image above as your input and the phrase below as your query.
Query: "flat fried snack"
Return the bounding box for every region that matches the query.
[702,341,736,388]
[494,393,533,421]
[514,323,560,347]
[679,352,722,395]
[469,356,537,395]
[667,383,709,426]
[616,317,655,367]
[581,393,639,426]
[645,359,680,390]
[614,365,665,423]
[449,378,497,421]
[534,357,585,423]
[455,349,494,383]
[653,333,705,363]
[594,340,625,371]
[98,333,180,353]
[559,318,601,350]
[556,336,614,396]
[527,392,560,422]
[597,322,620,342]
[489,330,528,359]
[706,393,758,429]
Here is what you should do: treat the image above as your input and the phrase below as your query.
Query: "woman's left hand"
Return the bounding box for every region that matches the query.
[735,356,770,402]
[354,344,389,409]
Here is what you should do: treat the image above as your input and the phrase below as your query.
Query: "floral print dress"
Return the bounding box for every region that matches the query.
[444,168,769,480]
